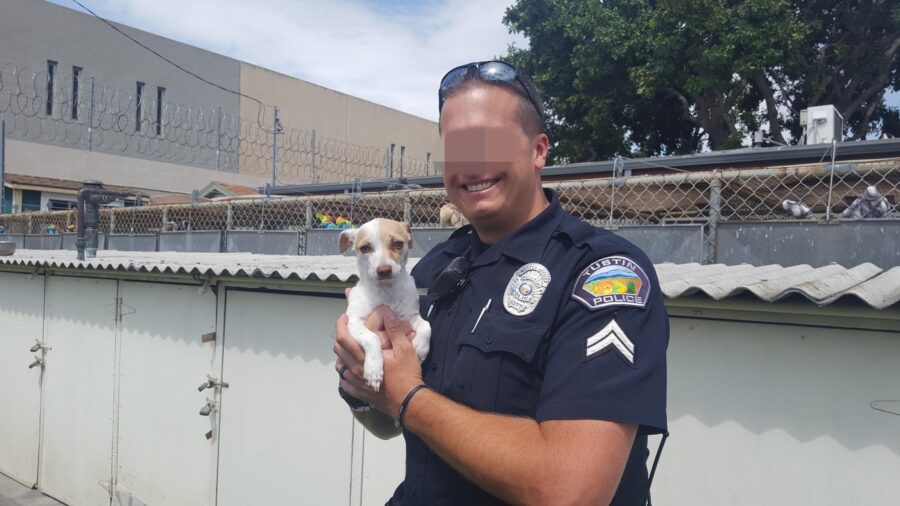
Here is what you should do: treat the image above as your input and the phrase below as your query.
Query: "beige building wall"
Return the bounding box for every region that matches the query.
[239,63,441,183]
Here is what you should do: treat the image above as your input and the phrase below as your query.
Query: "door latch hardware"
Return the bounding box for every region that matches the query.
[197,375,229,392]
[29,339,51,353]
[199,398,218,416]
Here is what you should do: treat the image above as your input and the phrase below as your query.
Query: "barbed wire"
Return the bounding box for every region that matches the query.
[0,62,434,183]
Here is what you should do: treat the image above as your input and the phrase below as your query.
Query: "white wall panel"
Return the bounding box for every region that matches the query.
[114,281,218,506]
[217,289,351,506]
[360,431,406,506]
[654,318,900,505]
[40,276,118,506]
[0,272,45,487]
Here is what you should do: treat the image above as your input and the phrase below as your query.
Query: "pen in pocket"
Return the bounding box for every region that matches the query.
[471,298,492,333]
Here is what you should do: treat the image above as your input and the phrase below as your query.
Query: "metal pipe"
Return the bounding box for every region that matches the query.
[76,180,136,260]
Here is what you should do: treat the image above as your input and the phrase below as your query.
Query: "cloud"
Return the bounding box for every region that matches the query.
[55,0,526,121]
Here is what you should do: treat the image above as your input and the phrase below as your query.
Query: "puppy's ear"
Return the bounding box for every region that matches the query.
[404,222,413,248]
[338,229,357,254]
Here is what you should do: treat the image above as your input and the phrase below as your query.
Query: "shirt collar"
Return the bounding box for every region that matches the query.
[467,188,565,267]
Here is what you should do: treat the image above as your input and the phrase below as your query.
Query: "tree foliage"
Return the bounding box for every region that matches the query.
[503,0,900,163]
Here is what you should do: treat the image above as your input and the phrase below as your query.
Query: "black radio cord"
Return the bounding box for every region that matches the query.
[644,431,669,506]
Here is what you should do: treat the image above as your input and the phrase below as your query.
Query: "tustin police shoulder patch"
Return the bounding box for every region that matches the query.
[571,255,651,310]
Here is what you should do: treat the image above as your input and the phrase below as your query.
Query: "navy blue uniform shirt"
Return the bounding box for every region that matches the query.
[388,189,668,505]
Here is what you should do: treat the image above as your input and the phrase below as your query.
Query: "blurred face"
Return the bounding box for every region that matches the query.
[439,84,549,244]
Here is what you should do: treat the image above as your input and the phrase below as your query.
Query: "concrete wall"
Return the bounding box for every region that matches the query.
[0,0,242,171]
[7,138,268,194]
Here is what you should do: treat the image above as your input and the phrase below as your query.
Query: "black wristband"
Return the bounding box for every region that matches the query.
[338,386,371,412]
[397,384,429,430]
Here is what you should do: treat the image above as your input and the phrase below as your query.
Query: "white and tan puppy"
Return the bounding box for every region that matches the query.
[339,219,431,391]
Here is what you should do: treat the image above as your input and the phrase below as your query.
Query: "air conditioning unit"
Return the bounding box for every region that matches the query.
[799,105,843,145]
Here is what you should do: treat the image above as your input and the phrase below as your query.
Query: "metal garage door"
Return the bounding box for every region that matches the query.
[113,281,219,506]
[40,276,118,506]
[216,288,351,506]
[0,272,45,487]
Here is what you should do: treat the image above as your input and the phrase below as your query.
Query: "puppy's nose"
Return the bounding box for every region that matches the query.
[376,265,393,279]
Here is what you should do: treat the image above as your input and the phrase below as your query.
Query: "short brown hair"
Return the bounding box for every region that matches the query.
[439,75,545,137]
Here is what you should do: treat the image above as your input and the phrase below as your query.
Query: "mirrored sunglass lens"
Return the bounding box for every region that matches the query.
[479,62,517,82]
[440,67,471,94]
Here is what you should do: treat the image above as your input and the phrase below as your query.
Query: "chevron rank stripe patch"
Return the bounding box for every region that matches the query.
[584,319,635,365]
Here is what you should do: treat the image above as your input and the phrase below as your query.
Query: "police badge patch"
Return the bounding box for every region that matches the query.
[572,255,651,310]
[503,263,551,316]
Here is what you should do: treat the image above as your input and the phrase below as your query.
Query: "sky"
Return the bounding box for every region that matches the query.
[50,0,526,122]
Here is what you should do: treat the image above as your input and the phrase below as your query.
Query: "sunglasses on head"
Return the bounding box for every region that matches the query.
[438,61,544,124]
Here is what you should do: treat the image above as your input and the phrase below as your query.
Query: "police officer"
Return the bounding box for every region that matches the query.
[334,61,668,505]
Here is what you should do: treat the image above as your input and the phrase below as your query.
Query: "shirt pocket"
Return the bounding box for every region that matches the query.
[448,311,550,415]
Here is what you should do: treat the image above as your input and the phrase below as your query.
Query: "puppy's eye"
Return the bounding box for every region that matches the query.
[392,240,405,250]
[359,244,373,254]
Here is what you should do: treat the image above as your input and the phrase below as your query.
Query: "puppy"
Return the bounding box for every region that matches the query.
[440,203,468,228]
[339,219,431,391]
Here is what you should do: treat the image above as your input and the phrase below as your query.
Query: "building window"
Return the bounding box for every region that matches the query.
[2,187,11,214]
[47,199,77,211]
[46,60,57,116]
[71,66,82,120]
[400,146,406,177]
[136,82,145,132]
[426,152,431,175]
[21,190,41,212]
[155,86,166,136]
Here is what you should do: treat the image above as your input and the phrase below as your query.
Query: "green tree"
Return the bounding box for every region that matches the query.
[503,0,899,161]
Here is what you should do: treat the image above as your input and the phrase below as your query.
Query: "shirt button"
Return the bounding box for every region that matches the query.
[486,335,494,344]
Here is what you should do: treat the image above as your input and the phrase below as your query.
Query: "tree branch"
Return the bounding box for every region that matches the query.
[662,87,701,127]
[754,73,786,144]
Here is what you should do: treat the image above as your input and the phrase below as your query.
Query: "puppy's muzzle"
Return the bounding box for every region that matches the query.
[376,265,393,279]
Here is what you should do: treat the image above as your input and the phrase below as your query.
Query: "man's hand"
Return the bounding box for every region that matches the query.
[333,293,421,417]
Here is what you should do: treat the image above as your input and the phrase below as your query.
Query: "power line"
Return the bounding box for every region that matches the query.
[68,0,265,109]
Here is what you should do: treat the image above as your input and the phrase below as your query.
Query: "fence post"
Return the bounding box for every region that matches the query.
[608,156,622,228]
[311,129,317,183]
[403,195,412,224]
[0,120,5,215]
[225,203,233,232]
[161,207,168,231]
[271,106,280,187]
[88,76,95,152]
[109,210,115,235]
[707,174,722,265]
[27,214,33,235]
[825,140,837,221]
[215,106,222,171]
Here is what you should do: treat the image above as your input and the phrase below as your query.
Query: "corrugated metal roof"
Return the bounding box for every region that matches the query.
[0,250,361,283]
[0,250,898,309]
[655,262,900,310]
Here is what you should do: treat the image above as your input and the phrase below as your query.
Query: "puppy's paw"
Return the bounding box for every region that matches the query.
[413,339,430,363]
[363,356,384,392]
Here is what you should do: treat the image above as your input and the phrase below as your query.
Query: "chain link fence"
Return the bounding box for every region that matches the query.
[0,62,436,184]
[2,160,897,261]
